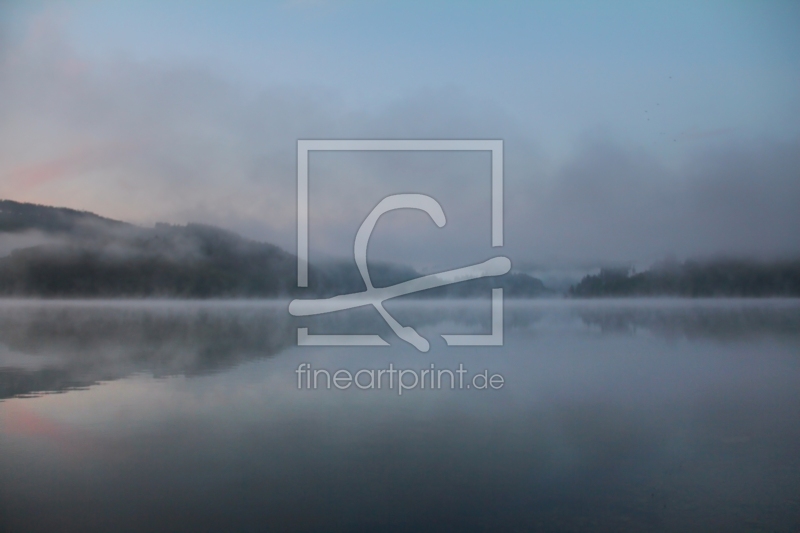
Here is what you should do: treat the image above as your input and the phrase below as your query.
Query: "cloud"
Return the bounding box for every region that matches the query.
[511,137,800,266]
[0,230,71,258]
[0,14,798,271]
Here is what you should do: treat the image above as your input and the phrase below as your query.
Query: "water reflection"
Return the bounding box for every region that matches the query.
[0,299,798,532]
[570,299,800,339]
[1,299,798,400]
[0,301,294,399]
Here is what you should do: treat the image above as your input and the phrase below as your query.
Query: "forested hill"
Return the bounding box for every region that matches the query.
[0,200,549,298]
[0,200,298,297]
[570,259,800,297]
[0,199,131,240]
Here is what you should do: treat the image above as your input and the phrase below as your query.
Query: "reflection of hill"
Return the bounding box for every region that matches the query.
[3,300,798,400]
[0,301,503,399]
[0,303,296,400]
[572,300,800,340]
[0,300,534,399]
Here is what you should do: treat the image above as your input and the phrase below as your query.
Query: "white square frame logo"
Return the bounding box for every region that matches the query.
[292,139,505,351]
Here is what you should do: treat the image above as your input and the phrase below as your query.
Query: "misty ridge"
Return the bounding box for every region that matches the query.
[0,199,549,298]
[0,199,798,298]
[570,260,800,298]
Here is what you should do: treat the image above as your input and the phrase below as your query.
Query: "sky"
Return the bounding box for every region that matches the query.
[0,0,798,273]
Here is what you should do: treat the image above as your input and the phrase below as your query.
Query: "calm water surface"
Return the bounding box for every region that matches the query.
[0,299,798,532]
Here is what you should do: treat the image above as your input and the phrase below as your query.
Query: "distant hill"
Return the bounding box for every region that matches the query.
[0,199,297,297]
[0,200,549,298]
[0,199,124,232]
[570,259,800,297]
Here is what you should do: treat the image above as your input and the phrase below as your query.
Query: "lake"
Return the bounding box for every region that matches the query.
[0,299,799,532]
